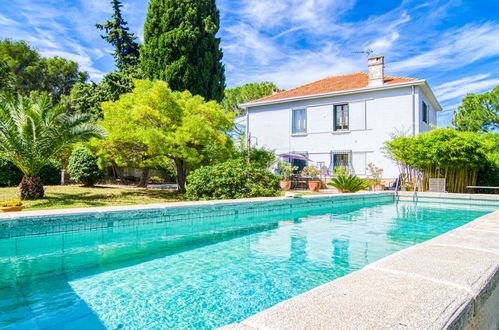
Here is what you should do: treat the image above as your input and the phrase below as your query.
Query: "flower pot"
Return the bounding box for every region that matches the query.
[279,180,292,191]
[308,180,321,192]
[1,206,24,212]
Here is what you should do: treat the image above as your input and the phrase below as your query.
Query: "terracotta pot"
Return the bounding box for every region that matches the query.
[308,180,321,192]
[279,180,292,191]
[1,206,24,212]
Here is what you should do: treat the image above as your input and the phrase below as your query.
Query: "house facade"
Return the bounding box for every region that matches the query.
[239,56,442,179]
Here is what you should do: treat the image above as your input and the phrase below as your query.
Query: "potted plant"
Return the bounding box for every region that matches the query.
[328,174,368,193]
[0,198,24,212]
[301,165,324,192]
[276,160,297,191]
[366,163,384,191]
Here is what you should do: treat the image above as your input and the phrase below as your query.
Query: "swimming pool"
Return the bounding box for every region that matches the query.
[0,194,496,329]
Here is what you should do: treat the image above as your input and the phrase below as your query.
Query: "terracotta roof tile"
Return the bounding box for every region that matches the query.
[249,72,420,104]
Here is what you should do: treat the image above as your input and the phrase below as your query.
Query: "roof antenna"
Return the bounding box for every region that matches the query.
[352,48,375,57]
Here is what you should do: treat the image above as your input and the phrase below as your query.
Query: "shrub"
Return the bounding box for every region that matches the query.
[0,155,23,187]
[233,135,276,170]
[38,160,61,185]
[384,128,496,192]
[275,160,297,180]
[476,153,499,191]
[0,155,60,187]
[186,160,280,200]
[328,174,368,193]
[301,165,325,178]
[68,147,105,186]
[0,198,23,207]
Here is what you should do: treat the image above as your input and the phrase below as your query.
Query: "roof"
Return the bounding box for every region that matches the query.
[249,72,420,104]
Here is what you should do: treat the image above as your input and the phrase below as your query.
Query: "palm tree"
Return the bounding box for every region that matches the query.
[0,93,105,199]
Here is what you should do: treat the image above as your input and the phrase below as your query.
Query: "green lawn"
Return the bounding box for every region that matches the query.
[0,185,183,211]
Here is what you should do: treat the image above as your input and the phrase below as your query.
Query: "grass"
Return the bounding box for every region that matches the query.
[0,185,183,211]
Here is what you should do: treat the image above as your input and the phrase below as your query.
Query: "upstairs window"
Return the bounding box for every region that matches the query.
[292,109,307,134]
[334,104,349,131]
[422,102,429,123]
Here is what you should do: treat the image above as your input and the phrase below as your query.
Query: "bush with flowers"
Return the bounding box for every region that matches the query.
[300,165,324,179]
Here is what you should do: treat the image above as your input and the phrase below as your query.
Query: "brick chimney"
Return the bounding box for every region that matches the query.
[368,56,384,87]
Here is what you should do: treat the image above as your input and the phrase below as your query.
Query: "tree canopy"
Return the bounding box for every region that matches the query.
[141,0,225,102]
[95,80,234,192]
[0,40,86,102]
[96,0,140,69]
[452,86,499,133]
[63,66,143,121]
[222,82,279,115]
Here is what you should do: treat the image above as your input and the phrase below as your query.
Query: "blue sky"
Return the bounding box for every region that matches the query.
[1,0,498,127]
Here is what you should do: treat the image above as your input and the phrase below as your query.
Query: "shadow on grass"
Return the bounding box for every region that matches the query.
[27,189,184,210]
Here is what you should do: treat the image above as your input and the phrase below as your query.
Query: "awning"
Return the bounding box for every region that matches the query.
[278,153,313,162]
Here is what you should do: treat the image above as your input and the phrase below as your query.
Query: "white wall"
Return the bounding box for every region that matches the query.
[418,88,437,133]
[246,86,438,179]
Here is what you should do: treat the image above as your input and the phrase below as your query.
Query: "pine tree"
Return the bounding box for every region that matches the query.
[96,0,140,69]
[141,0,225,102]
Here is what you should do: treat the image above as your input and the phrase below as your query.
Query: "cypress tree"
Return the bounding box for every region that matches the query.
[96,0,140,69]
[141,0,225,102]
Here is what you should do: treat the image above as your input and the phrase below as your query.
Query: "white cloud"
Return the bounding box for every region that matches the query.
[224,23,282,66]
[435,74,499,102]
[0,13,18,25]
[435,74,499,127]
[390,23,499,72]
[238,0,353,32]
[369,31,400,53]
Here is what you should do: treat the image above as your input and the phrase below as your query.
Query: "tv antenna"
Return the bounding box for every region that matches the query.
[352,48,375,57]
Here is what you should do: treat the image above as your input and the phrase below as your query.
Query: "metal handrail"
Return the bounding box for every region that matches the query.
[413,171,421,199]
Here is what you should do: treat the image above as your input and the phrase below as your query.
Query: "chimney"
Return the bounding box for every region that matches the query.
[272,88,280,95]
[368,56,384,87]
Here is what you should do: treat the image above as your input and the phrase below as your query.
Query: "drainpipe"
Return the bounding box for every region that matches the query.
[246,108,250,164]
[245,108,249,140]
[411,86,416,136]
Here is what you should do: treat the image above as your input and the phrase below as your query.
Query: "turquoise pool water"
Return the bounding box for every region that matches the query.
[0,198,494,329]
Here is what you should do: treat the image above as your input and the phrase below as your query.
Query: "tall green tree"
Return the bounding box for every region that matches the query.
[62,66,143,121]
[96,0,140,69]
[141,0,225,102]
[222,82,279,115]
[96,80,234,192]
[0,93,104,199]
[0,40,85,102]
[452,86,499,133]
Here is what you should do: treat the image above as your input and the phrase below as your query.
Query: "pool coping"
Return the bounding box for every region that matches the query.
[1,191,498,221]
[0,191,394,220]
[221,209,499,330]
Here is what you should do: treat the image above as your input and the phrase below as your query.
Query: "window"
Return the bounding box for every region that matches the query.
[333,153,349,168]
[422,102,429,124]
[334,104,349,131]
[292,109,307,134]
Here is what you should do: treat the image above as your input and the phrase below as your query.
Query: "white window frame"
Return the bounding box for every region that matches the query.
[291,108,307,134]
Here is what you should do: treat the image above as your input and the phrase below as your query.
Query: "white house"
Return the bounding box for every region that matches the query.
[239,56,442,179]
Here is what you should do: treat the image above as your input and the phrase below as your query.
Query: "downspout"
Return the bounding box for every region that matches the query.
[245,107,249,142]
[411,86,416,136]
